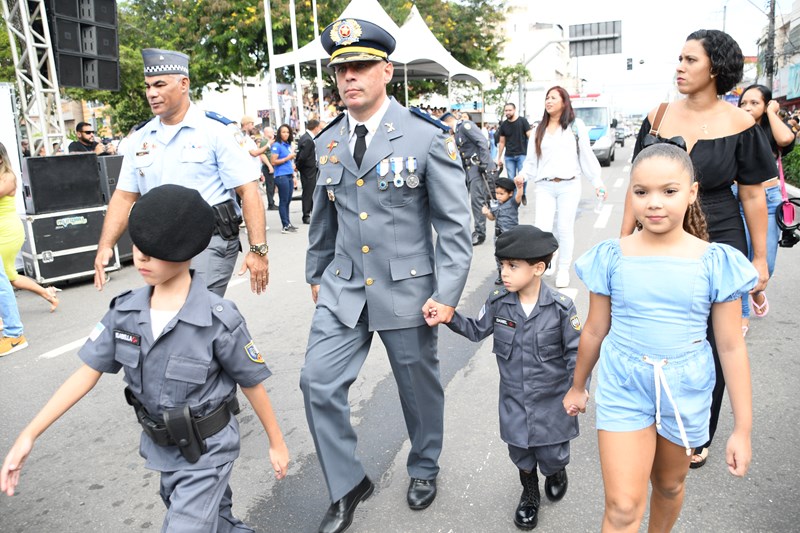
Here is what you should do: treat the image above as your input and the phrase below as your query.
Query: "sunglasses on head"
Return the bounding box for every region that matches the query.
[642,133,687,151]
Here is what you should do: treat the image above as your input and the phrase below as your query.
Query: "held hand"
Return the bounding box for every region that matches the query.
[481,205,491,216]
[725,430,752,477]
[93,247,114,290]
[238,253,269,294]
[1,433,34,496]
[562,387,589,416]
[750,258,769,294]
[422,298,455,326]
[310,284,320,304]
[513,175,525,187]
[268,440,290,480]
[496,159,504,169]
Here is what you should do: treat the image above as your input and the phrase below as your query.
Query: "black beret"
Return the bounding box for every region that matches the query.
[128,185,215,262]
[495,225,558,260]
[322,18,396,66]
[495,177,516,192]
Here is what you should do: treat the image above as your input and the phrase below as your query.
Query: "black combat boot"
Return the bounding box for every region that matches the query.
[514,469,540,530]
[544,468,568,502]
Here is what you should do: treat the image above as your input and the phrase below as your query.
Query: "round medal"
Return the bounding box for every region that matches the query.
[378,180,389,191]
[329,155,339,164]
[406,174,420,188]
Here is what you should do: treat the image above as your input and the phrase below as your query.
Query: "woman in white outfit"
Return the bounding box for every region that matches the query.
[517,86,605,288]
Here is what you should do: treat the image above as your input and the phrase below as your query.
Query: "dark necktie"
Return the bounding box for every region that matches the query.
[353,124,368,168]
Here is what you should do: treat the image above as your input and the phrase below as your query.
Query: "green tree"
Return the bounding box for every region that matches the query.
[0,19,16,82]
[484,63,529,115]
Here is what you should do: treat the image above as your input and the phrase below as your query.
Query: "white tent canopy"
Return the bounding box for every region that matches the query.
[270,0,490,86]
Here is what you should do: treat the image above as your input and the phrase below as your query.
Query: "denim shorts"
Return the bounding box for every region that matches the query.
[595,338,715,449]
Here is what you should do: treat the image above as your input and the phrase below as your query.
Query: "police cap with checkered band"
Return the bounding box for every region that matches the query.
[142,48,190,77]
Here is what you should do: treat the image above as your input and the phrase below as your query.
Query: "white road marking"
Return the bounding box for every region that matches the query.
[593,203,614,229]
[39,338,88,360]
[613,177,625,188]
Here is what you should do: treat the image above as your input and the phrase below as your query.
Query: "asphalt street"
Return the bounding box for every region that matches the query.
[1,142,799,532]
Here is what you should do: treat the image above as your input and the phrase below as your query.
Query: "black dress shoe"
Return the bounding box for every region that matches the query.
[472,234,486,246]
[407,477,437,510]
[514,470,540,530]
[318,476,374,533]
[544,468,568,502]
[303,216,311,224]
[268,205,279,211]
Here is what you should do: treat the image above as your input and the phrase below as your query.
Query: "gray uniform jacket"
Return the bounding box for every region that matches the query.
[447,285,582,448]
[78,274,271,471]
[306,99,473,331]
[456,119,492,177]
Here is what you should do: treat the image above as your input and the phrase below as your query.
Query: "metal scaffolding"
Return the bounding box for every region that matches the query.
[2,0,66,155]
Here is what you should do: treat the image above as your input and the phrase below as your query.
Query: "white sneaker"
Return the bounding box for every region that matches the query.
[555,270,570,288]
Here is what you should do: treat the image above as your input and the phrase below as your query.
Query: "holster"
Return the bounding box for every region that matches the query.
[212,199,242,241]
[164,405,207,464]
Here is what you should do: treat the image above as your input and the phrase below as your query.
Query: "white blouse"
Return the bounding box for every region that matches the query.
[520,118,602,188]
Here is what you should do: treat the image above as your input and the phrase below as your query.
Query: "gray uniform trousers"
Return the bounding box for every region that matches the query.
[191,234,240,297]
[300,306,442,503]
[159,461,253,533]
[466,165,487,238]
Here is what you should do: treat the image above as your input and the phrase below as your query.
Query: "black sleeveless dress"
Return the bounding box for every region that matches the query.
[634,119,778,254]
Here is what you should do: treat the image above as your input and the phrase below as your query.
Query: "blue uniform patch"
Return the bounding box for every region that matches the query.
[245,341,264,363]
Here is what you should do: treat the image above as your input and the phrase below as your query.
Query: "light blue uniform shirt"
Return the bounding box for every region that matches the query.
[117,103,253,210]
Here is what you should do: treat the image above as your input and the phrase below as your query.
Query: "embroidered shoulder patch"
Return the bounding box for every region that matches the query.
[570,315,582,331]
[245,341,264,363]
[446,136,458,160]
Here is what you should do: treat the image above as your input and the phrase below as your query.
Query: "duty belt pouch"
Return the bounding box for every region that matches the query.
[212,200,242,241]
[163,405,207,463]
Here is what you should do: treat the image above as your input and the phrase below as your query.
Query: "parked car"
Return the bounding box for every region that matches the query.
[615,128,625,147]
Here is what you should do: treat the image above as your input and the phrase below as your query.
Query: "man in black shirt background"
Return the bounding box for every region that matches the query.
[495,103,531,203]
[68,122,116,155]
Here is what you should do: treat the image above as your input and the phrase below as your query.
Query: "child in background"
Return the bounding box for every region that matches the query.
[1,185,288,532]
[443,225,583,530]
[483,177,523,284]
[564,144,755,531]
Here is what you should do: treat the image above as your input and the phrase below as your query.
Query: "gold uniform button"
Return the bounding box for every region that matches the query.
[326,177,332,184]
[365,278,374,286]
[410,269,417,276]
[362,245,370,254]
[356,178,364,187]
[359,212,368,220]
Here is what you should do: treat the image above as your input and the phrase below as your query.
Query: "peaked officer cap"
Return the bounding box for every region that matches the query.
[495,225,559,260]
[129,185,214,262]
[142,48,190,77]
[321,18,396,66]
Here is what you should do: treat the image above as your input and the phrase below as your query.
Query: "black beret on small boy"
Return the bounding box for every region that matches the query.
[495,224,559,260]
[495,177,516,193]
[128,184,214,262]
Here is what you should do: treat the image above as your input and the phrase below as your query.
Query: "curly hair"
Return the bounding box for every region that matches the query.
[277,123,294,144]
[631,144,708,241]
[686,29,743,95]
[533,86,575,158]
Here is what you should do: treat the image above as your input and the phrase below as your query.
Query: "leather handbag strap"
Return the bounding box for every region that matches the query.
[778,155,789,202]
[650,102,669,136]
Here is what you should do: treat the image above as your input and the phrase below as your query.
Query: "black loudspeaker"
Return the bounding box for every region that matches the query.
[97,154,123,201]
[22,154,105,215]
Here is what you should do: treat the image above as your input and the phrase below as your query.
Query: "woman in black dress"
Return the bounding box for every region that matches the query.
[621,30,776,469]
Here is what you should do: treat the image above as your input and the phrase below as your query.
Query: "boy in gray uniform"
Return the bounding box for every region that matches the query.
[483,177,523,284]
[0,185,288,532]
[444,225,583,530]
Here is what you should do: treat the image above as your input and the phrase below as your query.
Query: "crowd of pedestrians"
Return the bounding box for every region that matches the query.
[0,19,792,533]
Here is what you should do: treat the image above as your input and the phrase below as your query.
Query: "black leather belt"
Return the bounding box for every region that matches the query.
[124,387,240,447]
[543,177,575,182]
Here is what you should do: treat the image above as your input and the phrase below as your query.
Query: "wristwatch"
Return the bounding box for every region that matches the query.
[249,243,268,256]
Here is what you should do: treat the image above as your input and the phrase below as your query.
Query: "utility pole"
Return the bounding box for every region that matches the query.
[767,0,776,89]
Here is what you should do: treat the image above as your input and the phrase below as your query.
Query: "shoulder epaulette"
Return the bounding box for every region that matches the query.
[550,287,575,309]
[410,107,450,133]
[205,110,235,126]
[109,289,133,309]
[211,298,244,331]
[316,112,345,137]
[488,287,509,302]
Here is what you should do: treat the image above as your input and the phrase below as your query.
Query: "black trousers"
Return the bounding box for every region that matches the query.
[261,165,276,208]
[299,167,317,219]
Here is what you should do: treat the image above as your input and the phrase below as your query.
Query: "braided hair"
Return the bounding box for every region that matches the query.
[631,144,708,241]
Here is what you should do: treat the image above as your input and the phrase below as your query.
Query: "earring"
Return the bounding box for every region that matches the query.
[710,73,716,78]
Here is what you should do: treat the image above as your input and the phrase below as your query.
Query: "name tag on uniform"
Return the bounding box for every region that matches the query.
[494,317,516,328]
[114,329,141,346]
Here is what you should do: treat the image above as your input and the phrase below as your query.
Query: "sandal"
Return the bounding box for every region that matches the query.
[751,292,769,318]
[689,446,708,469]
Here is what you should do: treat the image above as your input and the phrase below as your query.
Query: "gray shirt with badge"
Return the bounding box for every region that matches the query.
[79,274,271,471]
[447,284,582,448]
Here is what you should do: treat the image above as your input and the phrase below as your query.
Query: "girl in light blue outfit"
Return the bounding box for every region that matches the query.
[563,144,755,532]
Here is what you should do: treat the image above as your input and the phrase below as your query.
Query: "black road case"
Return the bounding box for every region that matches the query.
[20,206,120,284]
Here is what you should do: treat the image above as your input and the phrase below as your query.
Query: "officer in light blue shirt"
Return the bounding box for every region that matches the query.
[93,48,269,297]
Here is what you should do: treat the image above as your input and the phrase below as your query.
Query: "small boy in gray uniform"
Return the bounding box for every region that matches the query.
[445,225,583,530]
[0,185,289,532]
[483,177,523,284]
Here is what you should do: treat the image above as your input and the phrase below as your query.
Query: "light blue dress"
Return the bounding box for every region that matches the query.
[574,239,757,450]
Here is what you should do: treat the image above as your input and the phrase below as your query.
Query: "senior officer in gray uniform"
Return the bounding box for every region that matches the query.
[93,48,269,297]
[300,18,472,533]
[441,111,493,245]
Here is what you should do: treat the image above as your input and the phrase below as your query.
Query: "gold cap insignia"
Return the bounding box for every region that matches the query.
[331,19,362,46]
